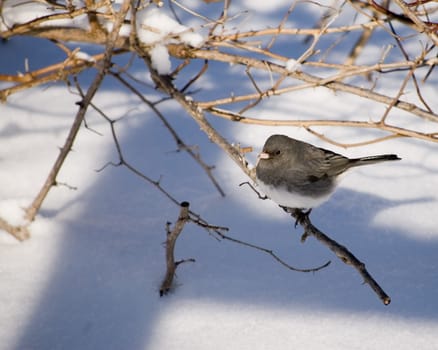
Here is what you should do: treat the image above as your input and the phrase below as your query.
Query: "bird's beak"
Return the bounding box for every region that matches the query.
[258,152,270,160]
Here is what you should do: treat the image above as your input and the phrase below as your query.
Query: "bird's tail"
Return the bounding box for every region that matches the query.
[350,154,401,167]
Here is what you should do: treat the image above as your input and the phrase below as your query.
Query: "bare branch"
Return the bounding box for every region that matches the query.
[160,201,191,296]
[206,107,438,145]
[0,50,107,102]
[218,21,385,40]
[168,45,438,122]
[0,217,29,241]
[392,0,438,46]
[287,208,391,305]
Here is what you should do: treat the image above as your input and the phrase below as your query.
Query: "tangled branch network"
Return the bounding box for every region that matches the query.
[1,0,437,304]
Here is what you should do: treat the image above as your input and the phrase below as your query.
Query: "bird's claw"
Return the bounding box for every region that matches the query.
[280,206,312,227]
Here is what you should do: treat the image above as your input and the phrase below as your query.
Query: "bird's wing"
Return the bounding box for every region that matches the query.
[300,145,350,179]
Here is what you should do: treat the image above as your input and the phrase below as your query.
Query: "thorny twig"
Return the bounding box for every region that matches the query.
[0,0,132,239]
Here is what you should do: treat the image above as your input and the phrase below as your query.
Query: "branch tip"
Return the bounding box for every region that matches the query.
[288,208,391,305]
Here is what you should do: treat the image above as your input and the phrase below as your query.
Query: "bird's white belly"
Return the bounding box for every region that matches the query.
[257,180,332,209]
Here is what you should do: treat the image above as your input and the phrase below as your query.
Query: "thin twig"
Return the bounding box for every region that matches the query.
[288,208,391,305]
[387,20,434,115]
[218,21,385,40]
[109,70,226,197]
[380,68,414,124]
[211,227,331,273]
[206,107,438,145]
[80,89,181,206]
[305,127,404,148]
[266,1,299,49]
[392,0,438,46]
[0,53,100,102]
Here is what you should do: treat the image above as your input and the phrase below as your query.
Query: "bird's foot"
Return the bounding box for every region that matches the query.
[280,206,312,228]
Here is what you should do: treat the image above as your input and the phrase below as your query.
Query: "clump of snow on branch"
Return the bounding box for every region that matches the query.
[136,8,205,75]
[73,51,96,63]
[285,59,302,73]
[149,45,172,75]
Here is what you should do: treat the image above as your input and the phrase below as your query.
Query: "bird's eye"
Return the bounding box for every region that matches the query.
[275,150,281,155]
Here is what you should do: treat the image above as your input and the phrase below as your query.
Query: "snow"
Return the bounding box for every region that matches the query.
[0,0,89,31]
[150,302,437,350]
[149,45,172,75]
[0,200,27,227]
[136,8,184,45]
[285,58,302,72]
[73,51,96,63]
[1,2,438,350]
[136,8,204,74]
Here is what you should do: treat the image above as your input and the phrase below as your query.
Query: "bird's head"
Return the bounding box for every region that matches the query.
[257,134,296,166]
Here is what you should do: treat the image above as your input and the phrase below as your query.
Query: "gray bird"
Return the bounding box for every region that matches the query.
[255,134,400,210]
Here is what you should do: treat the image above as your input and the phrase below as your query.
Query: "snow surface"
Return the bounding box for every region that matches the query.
[1,2,438,350]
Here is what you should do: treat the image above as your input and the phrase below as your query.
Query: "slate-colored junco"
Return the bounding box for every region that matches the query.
[255,134,400,209]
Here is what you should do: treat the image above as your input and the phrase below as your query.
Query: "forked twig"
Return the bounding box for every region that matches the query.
[160,201,331,295]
